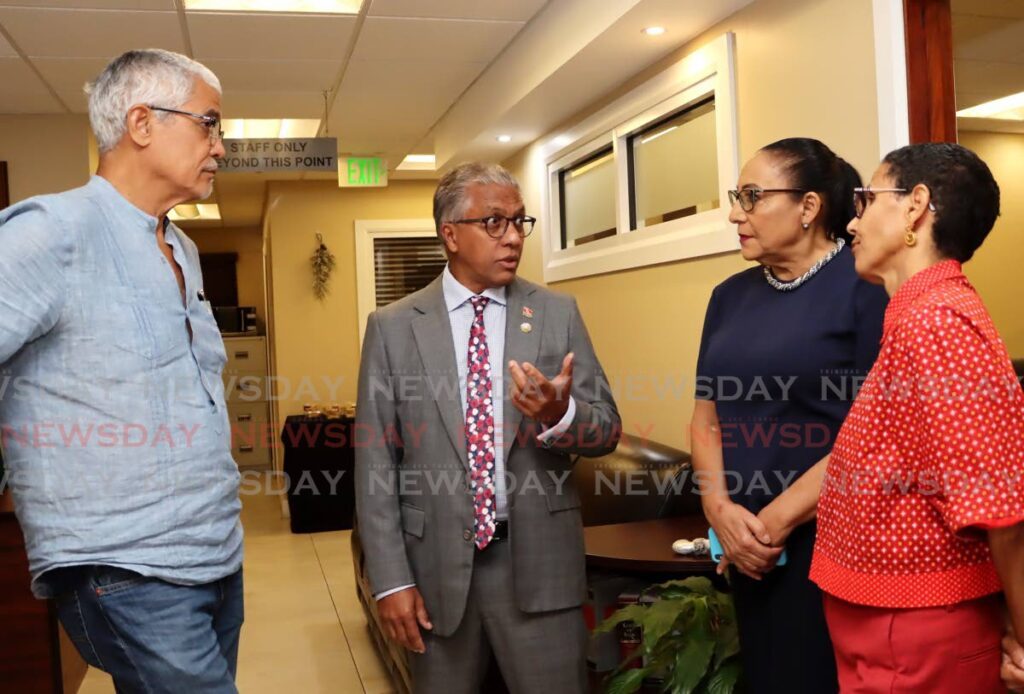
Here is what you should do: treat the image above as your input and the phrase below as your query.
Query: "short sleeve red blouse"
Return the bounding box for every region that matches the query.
[810,260,1024,608]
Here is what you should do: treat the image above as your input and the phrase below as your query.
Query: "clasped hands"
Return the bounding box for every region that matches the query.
[507,353,574,425]
[707,499,790,581]
[1004,627,1024,692]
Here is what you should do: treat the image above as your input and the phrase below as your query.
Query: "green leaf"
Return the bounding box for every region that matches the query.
[663,601,712,694]
[711,610,739,670]
[641,598,691,648]
[704,658,741,694]
[594,604,651,634]
[657,577,715,596]
[604,667,651,694]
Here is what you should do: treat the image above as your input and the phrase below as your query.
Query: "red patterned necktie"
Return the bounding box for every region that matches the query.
[465,296,496,550]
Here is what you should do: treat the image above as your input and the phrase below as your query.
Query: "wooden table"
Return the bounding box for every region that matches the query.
[584,516,716,574]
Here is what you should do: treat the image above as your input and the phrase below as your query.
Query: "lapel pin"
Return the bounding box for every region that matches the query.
[520,322,532,334]
[522,306,534,318]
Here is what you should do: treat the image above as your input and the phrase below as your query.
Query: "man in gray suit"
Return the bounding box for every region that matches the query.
[355,162,620,693]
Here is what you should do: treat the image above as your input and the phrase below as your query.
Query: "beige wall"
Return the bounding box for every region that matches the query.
[186,226,268,333]
[507,0,882,451]
[0,115,92,204]
[265,179,437,418]
[959,130,1024,356]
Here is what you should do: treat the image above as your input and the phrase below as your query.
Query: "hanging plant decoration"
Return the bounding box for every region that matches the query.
[311,233,336,301]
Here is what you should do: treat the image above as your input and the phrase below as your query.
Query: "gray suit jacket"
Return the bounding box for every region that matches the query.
[354,275,620,637]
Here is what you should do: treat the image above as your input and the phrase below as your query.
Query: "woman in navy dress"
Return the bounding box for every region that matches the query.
[691,138,888,693]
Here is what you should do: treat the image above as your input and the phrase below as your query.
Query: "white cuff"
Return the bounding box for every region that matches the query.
[536,397,576,446]
[374,583,415,601]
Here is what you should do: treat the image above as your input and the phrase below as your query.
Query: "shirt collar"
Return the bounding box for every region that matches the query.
[883,259,965,337]
[88,175,171,235]
[442,264,507,313]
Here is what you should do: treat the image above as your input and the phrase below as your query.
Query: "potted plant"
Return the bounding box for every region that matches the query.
[594,576,741,694]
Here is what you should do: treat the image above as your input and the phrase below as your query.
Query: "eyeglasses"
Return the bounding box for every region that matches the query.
[853,187,938,218]
[727,187,807,212]
[448,214,536,239]
[148,106,224,144]
[852,187,907,218]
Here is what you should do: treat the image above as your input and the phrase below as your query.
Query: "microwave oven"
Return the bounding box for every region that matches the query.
[212,306,258,335]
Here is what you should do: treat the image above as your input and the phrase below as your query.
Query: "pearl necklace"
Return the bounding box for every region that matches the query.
[763,238,845,292]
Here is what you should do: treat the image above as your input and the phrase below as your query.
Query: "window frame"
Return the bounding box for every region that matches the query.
[541,33,739,283]
[354,218,439,345]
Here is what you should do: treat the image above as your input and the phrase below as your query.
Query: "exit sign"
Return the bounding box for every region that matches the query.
[338,156,388,187]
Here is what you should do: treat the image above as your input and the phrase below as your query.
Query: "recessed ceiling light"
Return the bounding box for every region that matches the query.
[397,154,436,171]
[168,203,221,222]
[496,134,512,143]
[956,91,1024,121]
[643,26,666,36]
[184,0,362,13]
[221,118,321,139]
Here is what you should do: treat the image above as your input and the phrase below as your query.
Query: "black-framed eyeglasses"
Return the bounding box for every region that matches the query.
[448,214,536,239]
[727,187,807,212]
[148,105,224,144]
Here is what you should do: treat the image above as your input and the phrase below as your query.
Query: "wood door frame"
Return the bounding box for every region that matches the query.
[903,0,957,143]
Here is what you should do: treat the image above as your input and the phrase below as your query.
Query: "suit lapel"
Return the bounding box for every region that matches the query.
[502,278,542,459]
[411,277,469,469]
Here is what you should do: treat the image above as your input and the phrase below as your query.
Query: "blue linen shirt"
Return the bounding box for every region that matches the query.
[0,175,243,597]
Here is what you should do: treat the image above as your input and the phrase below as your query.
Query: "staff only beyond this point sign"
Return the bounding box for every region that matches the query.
[218,138,338,173]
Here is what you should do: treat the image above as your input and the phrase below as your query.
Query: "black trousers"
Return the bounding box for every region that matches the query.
[730,522,838,694]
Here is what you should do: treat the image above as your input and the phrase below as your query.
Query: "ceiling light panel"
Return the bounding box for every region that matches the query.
[185,0,362,14]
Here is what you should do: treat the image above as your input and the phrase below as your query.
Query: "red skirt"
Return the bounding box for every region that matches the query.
[822,593,1004,693]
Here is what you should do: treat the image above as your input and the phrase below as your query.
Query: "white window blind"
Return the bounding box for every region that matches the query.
[372,236,447,308]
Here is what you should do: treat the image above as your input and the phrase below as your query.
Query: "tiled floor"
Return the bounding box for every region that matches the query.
[78,476,394,694]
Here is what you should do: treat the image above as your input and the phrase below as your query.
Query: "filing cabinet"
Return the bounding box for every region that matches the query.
[222,336,272,469]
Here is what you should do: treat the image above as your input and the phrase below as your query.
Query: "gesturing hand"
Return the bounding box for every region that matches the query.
[377,587,432,654]
[508,353,574,425]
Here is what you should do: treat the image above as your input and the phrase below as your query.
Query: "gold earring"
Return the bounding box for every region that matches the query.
[904,225,917,247]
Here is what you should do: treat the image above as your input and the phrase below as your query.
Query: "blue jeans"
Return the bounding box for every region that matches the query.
[52,565,244,694]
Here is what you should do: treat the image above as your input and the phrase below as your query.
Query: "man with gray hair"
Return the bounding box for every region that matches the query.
[0,49,242,692]
[355,162,620,692]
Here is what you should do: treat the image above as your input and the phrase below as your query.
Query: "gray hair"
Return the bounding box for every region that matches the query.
[433,162,521,236]
[86,49,221,153]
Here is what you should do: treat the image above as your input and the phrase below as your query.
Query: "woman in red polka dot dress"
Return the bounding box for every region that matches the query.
[810,142,1024,693]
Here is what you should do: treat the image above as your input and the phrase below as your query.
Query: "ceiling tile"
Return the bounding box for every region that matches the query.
[329,59,483,141]
[220,90,326,118]
[0,31,17,58]
[188,12,357,61]
[0,1,174,8]
[0,57,65,113]
[202,59,340,92]
[952,0,1024,20]
[0,8,185,58]
[952,14,1024,62]
[33,57,110,112]
[956,59,1024,90]
[352,16,522,62]
[368,0,547,22]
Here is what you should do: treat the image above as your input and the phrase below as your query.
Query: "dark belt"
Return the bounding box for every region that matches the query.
[477,520,509,550]
[492,519,509,542]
